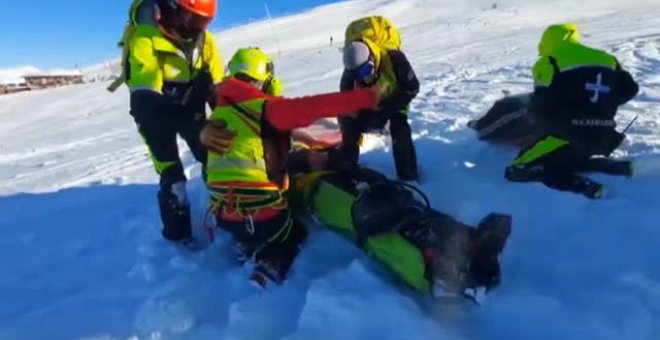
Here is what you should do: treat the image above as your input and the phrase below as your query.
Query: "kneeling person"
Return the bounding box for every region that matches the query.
[203,47,384,287]
[337,16,420,181]
[505,23,639,198]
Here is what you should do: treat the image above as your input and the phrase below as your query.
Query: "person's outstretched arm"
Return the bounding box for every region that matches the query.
[265,88,380,131]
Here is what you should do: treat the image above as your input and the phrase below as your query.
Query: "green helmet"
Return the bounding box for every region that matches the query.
[228,47,273,82]
[538,23,580,56]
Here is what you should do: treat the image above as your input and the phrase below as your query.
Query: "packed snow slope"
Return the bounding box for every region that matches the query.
[2,0,660,339]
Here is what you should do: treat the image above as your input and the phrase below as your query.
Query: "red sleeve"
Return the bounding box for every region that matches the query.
[264,88,377,131]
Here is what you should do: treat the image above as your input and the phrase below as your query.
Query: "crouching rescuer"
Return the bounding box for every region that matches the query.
[337,16,420,181]
[202,48,386,287]
[505,23,639,198]
[292,168,513,301]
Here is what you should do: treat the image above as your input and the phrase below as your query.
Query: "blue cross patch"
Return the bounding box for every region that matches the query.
[585,73,611,103]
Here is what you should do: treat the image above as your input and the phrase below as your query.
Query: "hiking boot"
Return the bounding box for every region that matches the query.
[587,184,606,199]
[177,237,203,252]
[421,229,473,295]
[248,270,269,290]
[473,214,512,258]
[505,164,544,182]
[250,237,302,287]
[158,181,192,242]
[468,214,512,290]
[583,158,633,177]
[428,253,471,295]
[235,242,256,264]
[249,258,288,289]
[573,177,606,199]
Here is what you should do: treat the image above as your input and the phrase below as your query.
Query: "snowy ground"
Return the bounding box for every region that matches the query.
[2,0,660,339]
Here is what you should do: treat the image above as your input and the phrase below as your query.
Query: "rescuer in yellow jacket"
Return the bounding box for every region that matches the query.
[126,0,223,245]
[202,47,385,287]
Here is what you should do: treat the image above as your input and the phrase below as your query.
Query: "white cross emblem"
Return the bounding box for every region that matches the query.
[585,73,611,103]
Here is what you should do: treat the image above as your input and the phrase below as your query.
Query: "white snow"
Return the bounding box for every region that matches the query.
[0,67,38,85]
[2,0,660,339]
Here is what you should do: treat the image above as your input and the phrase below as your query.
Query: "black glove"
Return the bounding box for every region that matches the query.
[184,68,214,109]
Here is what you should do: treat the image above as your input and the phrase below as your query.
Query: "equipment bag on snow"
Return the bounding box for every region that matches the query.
[292,167,513,301]
[468,93,537,147]
[345,16,402,51]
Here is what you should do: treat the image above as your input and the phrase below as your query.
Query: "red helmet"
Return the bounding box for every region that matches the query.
[158,0,217,42]
[177,0,216,18]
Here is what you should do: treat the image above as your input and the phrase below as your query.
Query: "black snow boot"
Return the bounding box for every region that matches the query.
[581,158,633,177]
[249,222,307,288]
[468,213,512,291]
[235,241,257,265]
[401,212,475,295]
[158,181,193,242]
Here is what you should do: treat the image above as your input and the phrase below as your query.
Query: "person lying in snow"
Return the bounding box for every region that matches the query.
[291,167,512,301]
[483,23,639,199]
[200,60,511,299]
[468,92,537,147]
[200,47,387,288]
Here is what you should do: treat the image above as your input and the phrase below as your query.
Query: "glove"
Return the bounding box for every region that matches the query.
[200,120,237,155]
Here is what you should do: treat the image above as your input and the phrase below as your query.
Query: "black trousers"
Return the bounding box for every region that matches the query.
[133,109,207,186]
[338,111,418,181]
[506,135,630,196]
[131,105,207,240]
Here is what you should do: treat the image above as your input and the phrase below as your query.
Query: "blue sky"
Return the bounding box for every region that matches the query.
[0,0,340,69]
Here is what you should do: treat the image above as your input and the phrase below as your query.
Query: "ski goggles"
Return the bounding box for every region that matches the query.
[352,61,376,84]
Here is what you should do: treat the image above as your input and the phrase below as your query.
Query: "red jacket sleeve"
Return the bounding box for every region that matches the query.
[264,88,377,131]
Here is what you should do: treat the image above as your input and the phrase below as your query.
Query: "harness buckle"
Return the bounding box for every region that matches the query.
[245,214,256,235]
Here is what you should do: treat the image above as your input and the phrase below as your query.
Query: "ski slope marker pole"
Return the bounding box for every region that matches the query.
[622,115,639,134]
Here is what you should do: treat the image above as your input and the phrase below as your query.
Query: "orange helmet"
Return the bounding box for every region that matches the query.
[177,0,216,18]
[157,0,217,42]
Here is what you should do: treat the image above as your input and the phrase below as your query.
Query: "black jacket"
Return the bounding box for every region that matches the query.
[529,56,638,151]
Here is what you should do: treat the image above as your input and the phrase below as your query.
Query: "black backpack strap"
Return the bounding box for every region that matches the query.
[547,56,560,73]
[351,180,430,248]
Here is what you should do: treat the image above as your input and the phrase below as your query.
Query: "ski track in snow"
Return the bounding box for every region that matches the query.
[1,0,660,339]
